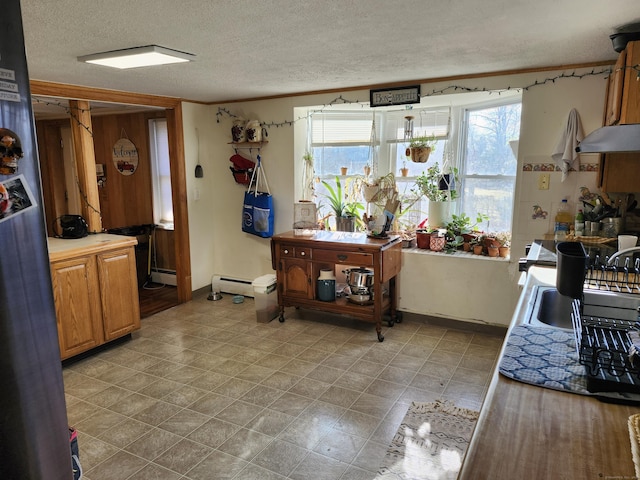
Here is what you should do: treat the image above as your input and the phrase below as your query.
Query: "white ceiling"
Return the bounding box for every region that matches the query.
[20,0,640,104]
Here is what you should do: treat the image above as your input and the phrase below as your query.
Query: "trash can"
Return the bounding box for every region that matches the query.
[252,274,278,323]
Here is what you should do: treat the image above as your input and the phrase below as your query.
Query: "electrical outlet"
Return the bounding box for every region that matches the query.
[538,173,550,190]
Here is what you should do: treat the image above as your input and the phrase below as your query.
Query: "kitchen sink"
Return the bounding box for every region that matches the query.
[525,285,640,330]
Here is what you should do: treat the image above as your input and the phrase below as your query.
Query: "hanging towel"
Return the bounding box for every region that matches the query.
[551,108,584,182]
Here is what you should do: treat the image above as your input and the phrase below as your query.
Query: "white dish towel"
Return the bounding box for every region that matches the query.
[552,108,584,182]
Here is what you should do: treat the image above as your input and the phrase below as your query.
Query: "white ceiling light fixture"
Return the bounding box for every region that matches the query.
[78,45,195,69]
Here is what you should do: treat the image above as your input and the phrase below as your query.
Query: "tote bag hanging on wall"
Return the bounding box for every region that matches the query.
[242,155,274,237]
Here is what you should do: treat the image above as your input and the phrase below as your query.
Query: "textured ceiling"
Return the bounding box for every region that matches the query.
[19,0,640,104]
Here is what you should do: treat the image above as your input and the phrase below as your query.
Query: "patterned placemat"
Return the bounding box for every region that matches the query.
[499,324,589,394]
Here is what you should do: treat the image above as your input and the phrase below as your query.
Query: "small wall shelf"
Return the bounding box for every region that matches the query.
[228,141,268,149]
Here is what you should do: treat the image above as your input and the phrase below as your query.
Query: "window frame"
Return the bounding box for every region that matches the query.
[299,91,522,233]
[148,117,174,230]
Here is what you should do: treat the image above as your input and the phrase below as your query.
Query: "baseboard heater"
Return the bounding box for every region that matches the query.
[211,274,254,297]
[151,268,177,286]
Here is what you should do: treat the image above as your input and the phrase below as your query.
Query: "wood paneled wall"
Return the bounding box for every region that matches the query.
[36,120,66,235]
[93,112,154,229]
[38,110,167,231]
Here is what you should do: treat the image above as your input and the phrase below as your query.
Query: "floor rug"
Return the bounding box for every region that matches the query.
[374,400,478,480]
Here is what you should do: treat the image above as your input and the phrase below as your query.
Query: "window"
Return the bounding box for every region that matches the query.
[303,92,521,233]
[148,118,174,229]
[459,101,521,233]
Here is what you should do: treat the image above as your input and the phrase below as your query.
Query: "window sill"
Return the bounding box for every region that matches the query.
[402,247,510,261]
[155,222,174,231]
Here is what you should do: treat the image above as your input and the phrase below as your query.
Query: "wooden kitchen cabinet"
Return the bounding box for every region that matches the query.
[50,255,103,359]
[598,41,640,192]
[97,248,141,341]
[605,41,640,126]
[49,235,140,360]
[271,231,402,341]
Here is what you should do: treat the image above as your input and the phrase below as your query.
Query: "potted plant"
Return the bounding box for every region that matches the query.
[483,233,502,257]
[400,161,409,177]
[445,213,488,241]
[320,176,363,231]
[471,235,485,255]
[495,231,512,258]
[413,163,460,229]
[408,134,437,163]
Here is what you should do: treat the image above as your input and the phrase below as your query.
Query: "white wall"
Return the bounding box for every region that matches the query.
[183,67,609,326]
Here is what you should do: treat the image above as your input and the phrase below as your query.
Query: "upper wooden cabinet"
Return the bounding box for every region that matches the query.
[605,41,640,126]
[604,49,627,126]
[598,41,640,192]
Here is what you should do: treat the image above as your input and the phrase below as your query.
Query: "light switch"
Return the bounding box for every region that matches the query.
[538,173,550,190]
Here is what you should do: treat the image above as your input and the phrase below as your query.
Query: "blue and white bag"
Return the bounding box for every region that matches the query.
[242,155,274,238]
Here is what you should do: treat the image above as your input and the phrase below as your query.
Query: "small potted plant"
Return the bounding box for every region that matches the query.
[445,212,488,244]
[400,159,409,177]
[471,235,485,255]
[408,134,437,163]
[484,233,501,257]
[495,231,512,258]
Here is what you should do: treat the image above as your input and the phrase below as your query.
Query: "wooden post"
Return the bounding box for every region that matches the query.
[68,99,102,232]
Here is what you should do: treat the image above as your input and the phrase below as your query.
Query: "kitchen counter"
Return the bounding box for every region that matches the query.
[48,233,137,262]
[48,233,140,360]
[458,266,638,479]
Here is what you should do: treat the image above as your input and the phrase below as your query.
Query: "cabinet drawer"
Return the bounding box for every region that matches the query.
[314,249,373,265]
[280,245,312,259]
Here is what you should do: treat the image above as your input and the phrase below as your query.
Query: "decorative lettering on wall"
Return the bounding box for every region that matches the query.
[112,138,138,176]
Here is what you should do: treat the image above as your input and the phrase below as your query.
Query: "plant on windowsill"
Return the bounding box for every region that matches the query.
[320,176,364,232]
[470,234,485,255]
[413,163,461,229]
[445,213,487,251]
[494,231,512,258]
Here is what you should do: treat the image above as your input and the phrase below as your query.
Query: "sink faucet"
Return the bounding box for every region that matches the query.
[606,246,640,265]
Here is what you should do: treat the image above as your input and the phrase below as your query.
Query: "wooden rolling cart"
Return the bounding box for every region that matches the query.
[270,230,402,341]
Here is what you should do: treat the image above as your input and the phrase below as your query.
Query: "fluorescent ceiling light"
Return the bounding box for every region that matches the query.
[78,45,194,69]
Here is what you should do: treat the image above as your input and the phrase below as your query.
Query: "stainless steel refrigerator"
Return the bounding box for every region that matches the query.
[0,1,72,478]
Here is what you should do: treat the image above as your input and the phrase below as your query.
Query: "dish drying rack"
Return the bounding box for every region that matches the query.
[583,255,640,295]
[571,299,640,392]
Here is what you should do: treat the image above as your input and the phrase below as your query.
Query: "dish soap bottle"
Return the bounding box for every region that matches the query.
[574,209,585,237]
[554,199,572,240]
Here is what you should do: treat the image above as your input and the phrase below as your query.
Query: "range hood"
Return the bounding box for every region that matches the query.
[576,124,640,153]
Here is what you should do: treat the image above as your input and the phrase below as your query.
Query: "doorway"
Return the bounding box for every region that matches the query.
[31,81,192,309]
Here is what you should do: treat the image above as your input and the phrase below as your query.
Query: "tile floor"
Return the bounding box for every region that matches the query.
[64,291,505,480]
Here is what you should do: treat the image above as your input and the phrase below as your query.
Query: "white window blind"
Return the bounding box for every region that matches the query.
[311,112,377,145]
[385,107,451,141]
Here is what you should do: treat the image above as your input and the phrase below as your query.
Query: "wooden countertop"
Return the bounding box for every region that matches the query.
[459,266,638,479]
[272,230,401,249]
[48,233,137,262]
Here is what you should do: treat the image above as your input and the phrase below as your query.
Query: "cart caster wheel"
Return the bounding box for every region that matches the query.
[377,332,384,342]
[395,312,403,324]
[387,319,395,327]
[279,314,285,323]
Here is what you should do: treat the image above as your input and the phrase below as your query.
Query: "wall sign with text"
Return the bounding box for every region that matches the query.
[112,138,138,176]
[370,85,421,107]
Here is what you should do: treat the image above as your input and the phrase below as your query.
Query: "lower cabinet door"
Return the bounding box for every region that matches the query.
[50,256,103,359]
[281,258,312,298]
[98,247,141,341]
